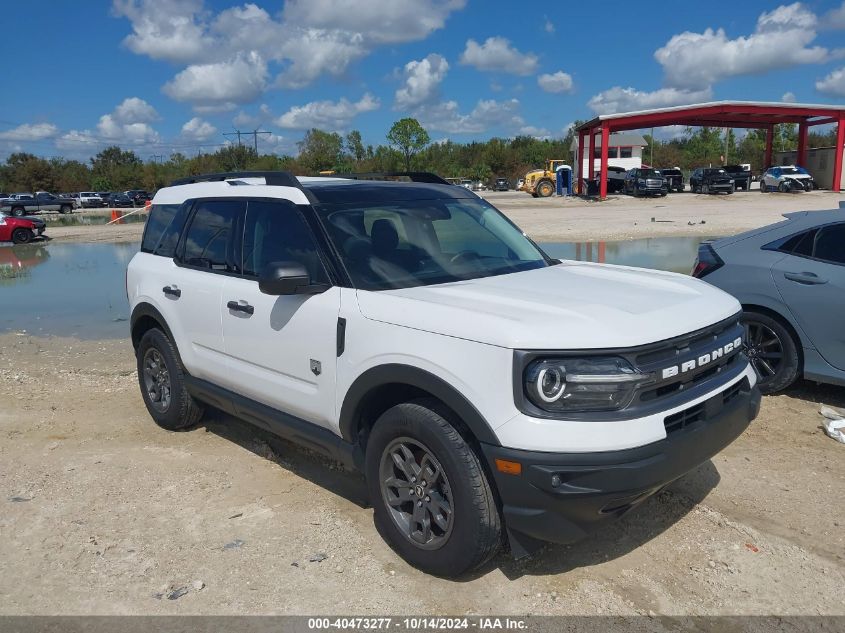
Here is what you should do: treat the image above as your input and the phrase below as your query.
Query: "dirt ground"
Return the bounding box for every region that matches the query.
[1,334,843,616]
[40,188,843,244]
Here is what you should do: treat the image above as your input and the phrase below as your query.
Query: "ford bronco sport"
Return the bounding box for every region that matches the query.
[127,171,760,577]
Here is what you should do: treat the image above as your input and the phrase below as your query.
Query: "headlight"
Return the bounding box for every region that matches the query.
[523,357,650,413]
[729,179,735,183]
[637,178,645,185]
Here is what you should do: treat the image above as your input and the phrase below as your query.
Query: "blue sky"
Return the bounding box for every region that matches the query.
[1,0,844,160]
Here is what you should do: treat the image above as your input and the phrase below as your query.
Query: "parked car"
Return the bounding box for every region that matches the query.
[694,206,845,393]
[126,189,152,206]
[658,168,685,192]
[0,211,46,243]
[79,192,103,208]
[494,178,509,191]
[760,165,815,193]
[722,165,752,191]
[127,170,759,577]
[605,166,627,193]
[105,192,134,208]
[0,191,75,216]
[690,168,735,194]
[623,168,668,197]
[97,192,113,207]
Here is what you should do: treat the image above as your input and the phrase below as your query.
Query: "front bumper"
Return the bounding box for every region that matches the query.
[481,378,760,555]
[706,182,734,191]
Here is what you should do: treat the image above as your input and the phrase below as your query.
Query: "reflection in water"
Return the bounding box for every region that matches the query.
[0,242,138,339]
[542,236,718,274]
[0,236,721,339]
[44,211,148,227]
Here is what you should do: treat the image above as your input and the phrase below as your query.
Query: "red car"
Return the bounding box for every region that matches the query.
[0,212,46,244]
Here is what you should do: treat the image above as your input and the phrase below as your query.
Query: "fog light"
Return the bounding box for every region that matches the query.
[551,474,561,488]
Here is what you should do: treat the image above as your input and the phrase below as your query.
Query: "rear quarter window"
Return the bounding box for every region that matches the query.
[141,204,183,257]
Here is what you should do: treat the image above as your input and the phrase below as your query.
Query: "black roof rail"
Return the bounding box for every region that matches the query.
[325,171,451,185]
[169,171,302,187]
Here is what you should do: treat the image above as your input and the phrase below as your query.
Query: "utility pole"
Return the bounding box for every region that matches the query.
[149,154,164,164]
[223,130,244,147]
[252,129,272,153]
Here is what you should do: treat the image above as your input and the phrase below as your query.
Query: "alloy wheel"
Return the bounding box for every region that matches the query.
[744,321,784,384]
[379,437,454,550]
[142,348,172,412]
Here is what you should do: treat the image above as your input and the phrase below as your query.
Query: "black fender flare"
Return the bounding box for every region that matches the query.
[339,364,500,446]
[130,302,176,350]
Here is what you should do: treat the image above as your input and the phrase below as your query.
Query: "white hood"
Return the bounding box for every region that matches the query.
[355,262,740,350]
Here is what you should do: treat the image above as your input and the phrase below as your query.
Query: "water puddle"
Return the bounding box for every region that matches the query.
[0,235,718,339]
[42,211,148,226]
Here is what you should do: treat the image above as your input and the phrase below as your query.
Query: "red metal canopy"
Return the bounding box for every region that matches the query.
[575,101,845,198]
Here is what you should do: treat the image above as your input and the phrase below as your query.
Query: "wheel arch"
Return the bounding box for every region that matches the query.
[339,364,500,450]
[130,302,177,352]
[741,303,805,373]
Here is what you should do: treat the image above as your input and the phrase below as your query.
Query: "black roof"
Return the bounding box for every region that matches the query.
[302,180,476,204]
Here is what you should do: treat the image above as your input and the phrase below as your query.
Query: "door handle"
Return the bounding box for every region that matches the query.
[784,271,827,285]
[162,285,181,298]
[227,300,254,315]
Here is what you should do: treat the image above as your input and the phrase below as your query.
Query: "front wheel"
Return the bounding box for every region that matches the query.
[11,228,33,244]
[536,180,554,197]
[59,205,72,214]
[742,311,800,394]
[136,328,204,430]
[366,400,501,577]
[11,207,25,217]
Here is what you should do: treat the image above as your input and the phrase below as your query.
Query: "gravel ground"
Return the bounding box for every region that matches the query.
[1,335,843,615]
[37,188,844,244]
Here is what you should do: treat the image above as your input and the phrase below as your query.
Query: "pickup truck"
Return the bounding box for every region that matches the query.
[1,192,75,216]
[722,165,752,191]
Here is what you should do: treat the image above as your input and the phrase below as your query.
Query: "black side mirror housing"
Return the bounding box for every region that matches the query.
[258,261,328,296]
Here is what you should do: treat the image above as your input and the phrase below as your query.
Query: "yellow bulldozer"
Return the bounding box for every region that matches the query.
[519,159,569,197]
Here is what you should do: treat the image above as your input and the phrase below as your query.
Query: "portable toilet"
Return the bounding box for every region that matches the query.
[555,164,573,196]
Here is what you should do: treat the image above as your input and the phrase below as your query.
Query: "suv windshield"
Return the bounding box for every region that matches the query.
[639,169,662,178]
[316,198,550,290]
[779,167,800,175]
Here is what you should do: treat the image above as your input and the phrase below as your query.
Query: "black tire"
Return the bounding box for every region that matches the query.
[365,399,501,577]
[742,310,800,394]
[11,228,33,244]
[136,328,204,430]
[778,181,790,193]
[727,184,734,195]
[59,204,72,214]
[11,206,25,217]
[536,180,554,197]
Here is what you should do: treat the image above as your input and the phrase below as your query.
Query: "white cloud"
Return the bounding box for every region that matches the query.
[181,117,217,141]
[782,91,797,102]
[537,71,574,94]
[275,93,380,130]
[416,98,524,134]
[113,96,159,123]
[543,16,555,34]
[655,3,832,89]
[519,125,550,139]
[816,66,845,97]
[459,37,538,75]
[395,54,449,110]
[114,0,466,105]
[0,123,59,141]
[587,86,713,115]
[823,1,845,28]
[162,52,268,112]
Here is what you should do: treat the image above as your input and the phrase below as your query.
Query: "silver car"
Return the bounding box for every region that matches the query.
[693,205,845,393]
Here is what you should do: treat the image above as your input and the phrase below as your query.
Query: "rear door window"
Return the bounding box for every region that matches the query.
[180,200,244,273]
[812,224,845,265]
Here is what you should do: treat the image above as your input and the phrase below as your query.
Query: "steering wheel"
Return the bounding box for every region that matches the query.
[450,250,480,264]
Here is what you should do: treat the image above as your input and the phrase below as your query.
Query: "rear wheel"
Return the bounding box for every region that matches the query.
[366,399,501,577]
[742,310,800,394]
[136,328,204,430]
[11,206,25,217]
[11,228,33,244]
[59,204,72,214]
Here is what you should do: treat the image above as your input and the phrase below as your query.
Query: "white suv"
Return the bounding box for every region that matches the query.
[127,171,760,577]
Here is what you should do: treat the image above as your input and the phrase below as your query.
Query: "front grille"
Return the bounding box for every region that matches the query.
[664,402,705,434]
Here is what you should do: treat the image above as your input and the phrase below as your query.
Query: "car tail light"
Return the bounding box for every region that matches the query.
[692,243,724,278]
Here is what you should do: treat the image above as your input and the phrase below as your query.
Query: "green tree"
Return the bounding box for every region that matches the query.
[386,118,430,171]
[345,130,366,163]
[91,146,142,190]
[297,129,343,172]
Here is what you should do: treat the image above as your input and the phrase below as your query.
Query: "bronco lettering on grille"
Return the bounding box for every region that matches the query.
[661,337,742,380]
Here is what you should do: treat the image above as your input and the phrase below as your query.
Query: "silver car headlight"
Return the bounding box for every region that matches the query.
[523,356,650,413]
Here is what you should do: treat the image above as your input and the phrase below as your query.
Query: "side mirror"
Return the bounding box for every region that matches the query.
[258,261,327,296]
